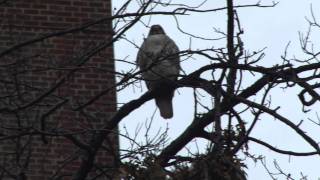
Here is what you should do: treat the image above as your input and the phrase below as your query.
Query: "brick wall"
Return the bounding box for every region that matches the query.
[0,0,117,179]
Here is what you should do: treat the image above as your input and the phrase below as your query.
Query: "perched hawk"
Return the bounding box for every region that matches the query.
[137,25,180,119]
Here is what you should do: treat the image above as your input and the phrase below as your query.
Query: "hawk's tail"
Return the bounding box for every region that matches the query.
[155,97,173,119]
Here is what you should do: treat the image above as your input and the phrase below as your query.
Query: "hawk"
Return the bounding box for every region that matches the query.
[137,25,180,119]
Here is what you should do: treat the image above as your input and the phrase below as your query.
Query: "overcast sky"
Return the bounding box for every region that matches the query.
[112,1,320,179]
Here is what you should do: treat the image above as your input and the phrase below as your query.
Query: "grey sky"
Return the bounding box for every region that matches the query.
[112,1,320,179]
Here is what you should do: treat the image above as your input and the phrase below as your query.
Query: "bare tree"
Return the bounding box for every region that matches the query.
[0,0,320,179]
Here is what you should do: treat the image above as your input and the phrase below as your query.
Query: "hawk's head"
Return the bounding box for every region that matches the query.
[149,25,165,36]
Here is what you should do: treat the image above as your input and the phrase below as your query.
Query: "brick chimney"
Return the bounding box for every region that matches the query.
[0,0,118,179]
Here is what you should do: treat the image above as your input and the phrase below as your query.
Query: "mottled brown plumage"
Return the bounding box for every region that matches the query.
[137,25,180,119]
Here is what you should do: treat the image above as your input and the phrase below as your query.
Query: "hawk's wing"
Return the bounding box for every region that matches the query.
[137,34,180,84]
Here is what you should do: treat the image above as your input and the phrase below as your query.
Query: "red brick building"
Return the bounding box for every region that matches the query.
[0,0,118,179]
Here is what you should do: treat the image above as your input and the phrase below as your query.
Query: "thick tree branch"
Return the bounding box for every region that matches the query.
[226,0,237,95]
